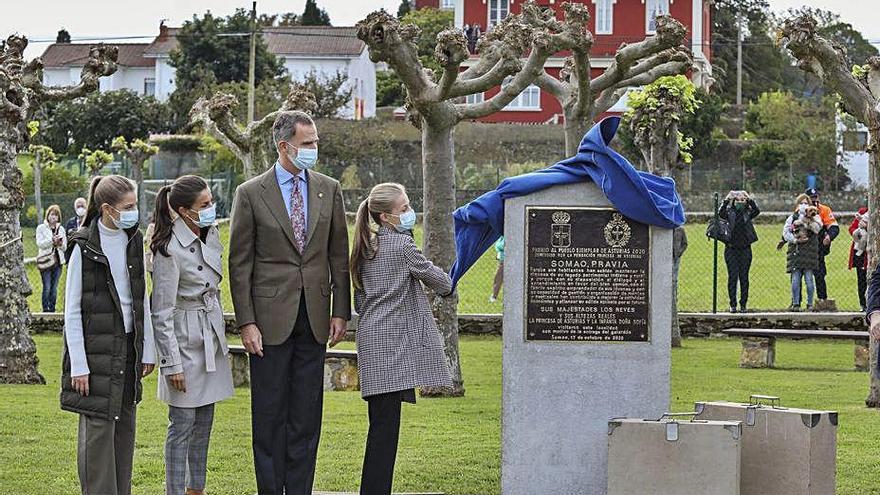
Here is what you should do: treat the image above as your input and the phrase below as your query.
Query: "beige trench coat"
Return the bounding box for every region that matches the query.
[152,218,233,408]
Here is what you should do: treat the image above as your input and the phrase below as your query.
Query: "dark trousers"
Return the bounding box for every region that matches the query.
[815,254,828,299]
[724,246,752,308]
[855,253,868,309]
[40,264,62,312]
[360,389,415,495]
[250,298,326,495]
[77,334,137,495]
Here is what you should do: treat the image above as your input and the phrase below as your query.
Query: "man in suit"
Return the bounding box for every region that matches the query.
[228,111,351,495]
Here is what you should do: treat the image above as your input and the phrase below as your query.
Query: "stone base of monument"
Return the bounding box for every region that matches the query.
[694,398,837,495]
[312,492,442,495]
[813,299,838,312]
[607,417,742,495]
[854,341,870,371]
[739,337,776,368]
[502,183,674,494]
[228,345,359,391]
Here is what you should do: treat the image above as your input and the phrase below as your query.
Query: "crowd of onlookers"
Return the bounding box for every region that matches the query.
[716,188,868,312]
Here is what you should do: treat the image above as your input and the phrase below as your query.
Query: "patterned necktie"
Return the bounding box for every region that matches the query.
[290,177,306,253]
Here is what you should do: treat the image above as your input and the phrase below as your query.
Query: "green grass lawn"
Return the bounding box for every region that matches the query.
[23,221,864,314]
[1,335,878,494]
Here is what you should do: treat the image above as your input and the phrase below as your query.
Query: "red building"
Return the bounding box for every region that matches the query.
[422,0,712,124]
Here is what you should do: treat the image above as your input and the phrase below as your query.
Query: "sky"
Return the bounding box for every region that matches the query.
[1,0,878,60]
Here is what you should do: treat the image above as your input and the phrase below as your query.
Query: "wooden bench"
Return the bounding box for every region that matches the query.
[722,328,870,371]
[228,344,359,391]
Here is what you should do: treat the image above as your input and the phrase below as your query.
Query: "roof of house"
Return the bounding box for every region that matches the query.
[144,25,365,58]
[40,43,154,68]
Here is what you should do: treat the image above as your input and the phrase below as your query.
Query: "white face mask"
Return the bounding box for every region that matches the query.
[75,206,86,217]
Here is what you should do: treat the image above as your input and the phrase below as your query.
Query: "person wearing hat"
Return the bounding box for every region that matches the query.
[805,188,839,303]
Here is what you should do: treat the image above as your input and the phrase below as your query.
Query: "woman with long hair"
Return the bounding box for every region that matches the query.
[36,203,67,311]
[150,175,233,495]
[349,183,454,495]
[61,175,156,495]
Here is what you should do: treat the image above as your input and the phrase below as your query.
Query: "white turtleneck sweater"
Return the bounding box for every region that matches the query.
[64,219,156,377]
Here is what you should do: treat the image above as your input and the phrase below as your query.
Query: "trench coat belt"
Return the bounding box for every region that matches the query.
[176,291,225,373]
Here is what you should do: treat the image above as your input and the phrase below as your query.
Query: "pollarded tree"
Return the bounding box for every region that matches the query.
[26,144,57,222]
[111,136,159,214]
[780,15,880,407]
[357,2,591,397]
[189,85,317,179]
[536,15,693,155]
[0,35,117,384]
[78,147,113,178]
[625,75,699,348]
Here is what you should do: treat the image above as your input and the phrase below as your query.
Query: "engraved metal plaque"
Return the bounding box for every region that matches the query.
[524,207,651,342]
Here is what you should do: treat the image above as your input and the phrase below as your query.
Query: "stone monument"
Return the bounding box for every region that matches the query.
[502,181,674,495]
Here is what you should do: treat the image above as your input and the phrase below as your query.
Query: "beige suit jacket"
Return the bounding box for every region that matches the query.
[228,166,351,345]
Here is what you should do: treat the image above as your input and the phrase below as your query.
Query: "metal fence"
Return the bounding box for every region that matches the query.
[449,191,869,315]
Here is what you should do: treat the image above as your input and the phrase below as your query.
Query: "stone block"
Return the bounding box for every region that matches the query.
[740,337,775,368]
[854,341,870,371]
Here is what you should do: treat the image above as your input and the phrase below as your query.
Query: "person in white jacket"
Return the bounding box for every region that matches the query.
[35,204,67,311]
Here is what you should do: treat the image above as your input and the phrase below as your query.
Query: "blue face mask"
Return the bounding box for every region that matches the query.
[393,209,416,233]
[287,143,318,170]
[110,206,139,230]
[189,204,216,228]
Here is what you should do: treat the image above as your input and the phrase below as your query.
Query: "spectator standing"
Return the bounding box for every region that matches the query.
[850,208,870,311]
[783,194,822,311]
[805,188,839,303]
[717,190,760,312]
[490,236,504,303]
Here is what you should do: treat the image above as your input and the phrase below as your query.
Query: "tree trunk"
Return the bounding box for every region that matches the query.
[671,226,687,347]
[418,119,464,397]
[866,128,880,407]
[563,106,590,157]
[132,159,145,216]
[0,136,42,384]
[33,158,42,223]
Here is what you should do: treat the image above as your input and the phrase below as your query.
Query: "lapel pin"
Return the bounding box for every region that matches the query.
[318,192,324,199]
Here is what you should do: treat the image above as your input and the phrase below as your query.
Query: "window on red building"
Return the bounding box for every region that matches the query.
[594,0,614,35]
[466,92,485,105]
[489,0,510,29]
[440,0,454,9]
[502,76,540,110]
[645,0,670,34]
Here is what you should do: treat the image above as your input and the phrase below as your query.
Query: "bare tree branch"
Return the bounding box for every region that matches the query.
[535,71,568,101]
[191,93,249,152]
[26,44,118,104]
[782,15,879,125]
[356,11,435,100]
[447,58,520,99]
[614,59,693,90]
[592,87,629,119]
[590,15,687,95]
[434,29,470,99]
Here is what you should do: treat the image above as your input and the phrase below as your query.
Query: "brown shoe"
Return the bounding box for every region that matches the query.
[185,489,204,495]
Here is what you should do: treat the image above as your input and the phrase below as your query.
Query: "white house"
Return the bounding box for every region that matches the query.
[40,24,376,120]
[41,43,157,96]
[837,115,870,190]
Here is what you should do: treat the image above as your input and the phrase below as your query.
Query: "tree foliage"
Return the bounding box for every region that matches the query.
[298,70,353,118]
[376,70,406,107]
[743,91,845,189]
[400,7,454,72]
[78,148,114,176]
[397,0,413,20]
[170,9,285,90]
[301,0,331,26]
[35,89,171,154]
[625,75,700,171]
